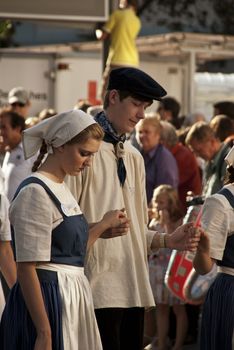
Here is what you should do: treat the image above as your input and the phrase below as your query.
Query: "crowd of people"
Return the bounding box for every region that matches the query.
[131,94,234,350]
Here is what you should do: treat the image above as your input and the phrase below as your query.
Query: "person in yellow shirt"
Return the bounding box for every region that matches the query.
[96,0,141,100]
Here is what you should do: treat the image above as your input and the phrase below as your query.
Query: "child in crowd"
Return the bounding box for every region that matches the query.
[149,185,188,350]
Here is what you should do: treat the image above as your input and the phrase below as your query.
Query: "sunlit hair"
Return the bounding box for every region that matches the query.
[25,116,39,128]
[185,121,214,146]
[32,123,104,172]
[136,115,162,134]
[38,108,57,121]
[152,184,184,223]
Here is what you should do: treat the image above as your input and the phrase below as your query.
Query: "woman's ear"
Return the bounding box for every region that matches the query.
[57,144,65,153]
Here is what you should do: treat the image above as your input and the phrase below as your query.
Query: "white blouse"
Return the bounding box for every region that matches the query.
[201,183,234,261]
[9,173,81,262]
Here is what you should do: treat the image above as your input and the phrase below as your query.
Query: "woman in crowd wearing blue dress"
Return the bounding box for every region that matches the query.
[193,144,234,350]
[0,109,129,350]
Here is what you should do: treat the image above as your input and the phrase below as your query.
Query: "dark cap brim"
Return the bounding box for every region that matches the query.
[108,67,167,101]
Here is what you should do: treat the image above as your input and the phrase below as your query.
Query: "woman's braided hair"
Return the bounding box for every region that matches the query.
[32,140,47,172]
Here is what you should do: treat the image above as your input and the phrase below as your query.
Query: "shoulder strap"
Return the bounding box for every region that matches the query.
[13,176,65,215]
[217,142,232,180]
[218,188,234,209]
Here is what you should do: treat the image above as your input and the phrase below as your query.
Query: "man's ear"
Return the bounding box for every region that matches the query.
[109,90,119,105]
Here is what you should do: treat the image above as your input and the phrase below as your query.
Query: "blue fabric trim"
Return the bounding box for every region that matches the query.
[217,187,234,269]
[218,187,234,208]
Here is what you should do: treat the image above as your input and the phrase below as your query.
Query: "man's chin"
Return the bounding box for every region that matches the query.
[70,169,82,176]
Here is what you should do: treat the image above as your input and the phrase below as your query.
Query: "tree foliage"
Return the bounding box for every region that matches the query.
[0,20,16,47]
[140,0,234,34]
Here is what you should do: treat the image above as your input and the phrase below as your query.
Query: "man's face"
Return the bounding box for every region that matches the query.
[11,102,31,119]
[189,138,216,161]
[108,91,152,135]
[0,115,22,149]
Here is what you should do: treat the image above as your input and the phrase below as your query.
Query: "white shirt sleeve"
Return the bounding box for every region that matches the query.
[0,193,11,241]
[201,194,230,261]
[9,184,53,262]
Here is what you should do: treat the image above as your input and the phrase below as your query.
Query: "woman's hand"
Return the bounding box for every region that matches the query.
[193,230,214,275]
[87,209,130,248]
[197,230,210,254]
[101,209,129,228]
[100,209,130,239]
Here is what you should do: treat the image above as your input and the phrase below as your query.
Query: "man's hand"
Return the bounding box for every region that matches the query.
[166,222,201,251]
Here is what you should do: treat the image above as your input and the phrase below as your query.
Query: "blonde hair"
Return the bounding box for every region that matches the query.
[152,184,184,223]
[136,115,162,134]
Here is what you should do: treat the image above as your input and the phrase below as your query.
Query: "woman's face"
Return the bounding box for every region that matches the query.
[136,123,161,152]
[61,138,101,176]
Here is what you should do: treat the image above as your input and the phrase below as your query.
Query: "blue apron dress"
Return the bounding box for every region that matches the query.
[0,176,102,350]
[200,188,234,350]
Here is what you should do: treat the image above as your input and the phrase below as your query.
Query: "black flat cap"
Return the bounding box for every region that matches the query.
[107,67,167,101]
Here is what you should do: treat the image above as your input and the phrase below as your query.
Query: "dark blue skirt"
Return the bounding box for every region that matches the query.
[200,273,234,350]
[0,269,64,350]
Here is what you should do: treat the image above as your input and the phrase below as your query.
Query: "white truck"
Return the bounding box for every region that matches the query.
[1,33,234,120]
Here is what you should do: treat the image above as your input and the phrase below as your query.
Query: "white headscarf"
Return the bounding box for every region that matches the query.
[23,109,96,159]
[225,145,234,167]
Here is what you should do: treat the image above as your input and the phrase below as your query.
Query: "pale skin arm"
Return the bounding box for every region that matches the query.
[17,262,52,350]
[151,222,201,252]
[0,241,17,288]
[87,209,130,249]
[193,230,215,275]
